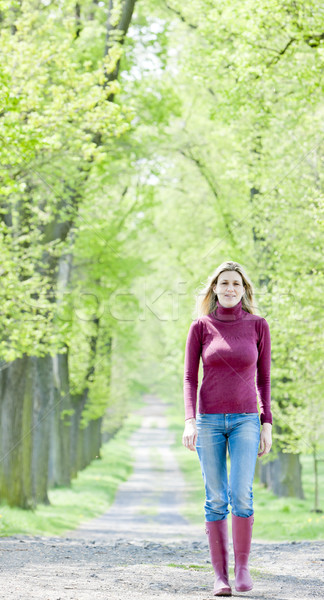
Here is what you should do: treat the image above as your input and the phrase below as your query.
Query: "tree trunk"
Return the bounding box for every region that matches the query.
[70,392,102,476]
[312,445,323,512]
[0,356,33,508]
[82,422,92,469]
[70,391,87,475]
[31,355,54,505]
[48,353,72,488]
[89,418,102,461]
[259,452,304,498]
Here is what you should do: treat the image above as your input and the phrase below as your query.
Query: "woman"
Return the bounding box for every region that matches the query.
[182,261,272,596]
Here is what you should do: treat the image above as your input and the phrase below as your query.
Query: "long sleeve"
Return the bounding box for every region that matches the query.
[256,318,272,425]
[183,319,202,420]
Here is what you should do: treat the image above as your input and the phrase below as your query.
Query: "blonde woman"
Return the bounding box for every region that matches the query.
[182,261,272,596]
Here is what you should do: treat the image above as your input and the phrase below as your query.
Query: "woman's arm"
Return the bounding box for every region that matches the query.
[256,318,272,425]
[182,320,202,451]
[256,318,272,456]
[183,320,202,420]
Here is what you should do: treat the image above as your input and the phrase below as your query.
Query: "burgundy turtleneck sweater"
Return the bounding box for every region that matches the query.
[183,299,272,425]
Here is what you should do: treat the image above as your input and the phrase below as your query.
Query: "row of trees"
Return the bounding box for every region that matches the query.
[120,0,323,502]
[0,0,323,509]
[0,0,144,508]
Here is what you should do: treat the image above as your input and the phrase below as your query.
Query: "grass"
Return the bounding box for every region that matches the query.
[0,413,140,538]
[167,563,210,570]
[166,404,324,541]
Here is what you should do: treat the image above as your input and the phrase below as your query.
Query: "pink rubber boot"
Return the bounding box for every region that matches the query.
[205,520,232,596]
[232,514,254,592]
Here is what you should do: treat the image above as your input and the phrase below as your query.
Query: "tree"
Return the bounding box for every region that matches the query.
[119,0,323,498]
[0,0,138,507]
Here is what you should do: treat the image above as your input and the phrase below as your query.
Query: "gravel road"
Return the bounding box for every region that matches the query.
[0,394,323,599]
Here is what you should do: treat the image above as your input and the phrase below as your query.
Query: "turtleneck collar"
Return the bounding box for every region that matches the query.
[211,298,245,322]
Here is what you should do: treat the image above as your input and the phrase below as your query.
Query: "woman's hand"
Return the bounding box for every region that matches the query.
[182,418,198,451]
[258,422,272,457]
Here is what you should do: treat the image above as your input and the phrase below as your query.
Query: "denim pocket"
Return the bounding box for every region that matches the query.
[241,412,259,418]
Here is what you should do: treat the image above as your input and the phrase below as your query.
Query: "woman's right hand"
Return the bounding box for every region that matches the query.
[182,418,198,451]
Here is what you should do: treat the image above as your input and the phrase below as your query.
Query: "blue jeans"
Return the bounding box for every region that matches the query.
[196,413,260,521]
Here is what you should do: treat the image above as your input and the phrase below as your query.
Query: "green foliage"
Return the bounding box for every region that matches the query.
[0,0,132,360]
[123,0,324,461]
[0,0,323,491]
[0,1,156,437]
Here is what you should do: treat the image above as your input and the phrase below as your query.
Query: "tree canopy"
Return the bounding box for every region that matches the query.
[0,0,323,507]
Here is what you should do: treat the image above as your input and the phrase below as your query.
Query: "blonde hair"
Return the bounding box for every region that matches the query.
[196,261,258,318]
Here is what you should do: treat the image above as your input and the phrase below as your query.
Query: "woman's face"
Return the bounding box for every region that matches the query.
[213,270,245,308]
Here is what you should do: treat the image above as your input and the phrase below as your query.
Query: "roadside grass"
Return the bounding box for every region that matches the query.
[0,413,140,538]
[167,563,263,579]
[167,563,210,570]
[167,406,324,541]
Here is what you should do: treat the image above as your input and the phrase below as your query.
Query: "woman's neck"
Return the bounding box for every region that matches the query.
[213,298,244,321]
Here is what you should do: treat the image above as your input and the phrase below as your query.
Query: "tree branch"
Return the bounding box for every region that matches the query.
[104,0,137,87]
[178,147,239,250]
[266,37,295,68]
[163,1,197,29]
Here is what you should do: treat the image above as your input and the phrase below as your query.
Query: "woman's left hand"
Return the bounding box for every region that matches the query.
[258,423,272,457]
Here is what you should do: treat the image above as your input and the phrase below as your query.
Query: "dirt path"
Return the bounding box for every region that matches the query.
[0,394,323,599]
[70,394,199,542]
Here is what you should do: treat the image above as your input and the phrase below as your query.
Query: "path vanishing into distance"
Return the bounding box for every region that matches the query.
[0,394,323,599]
